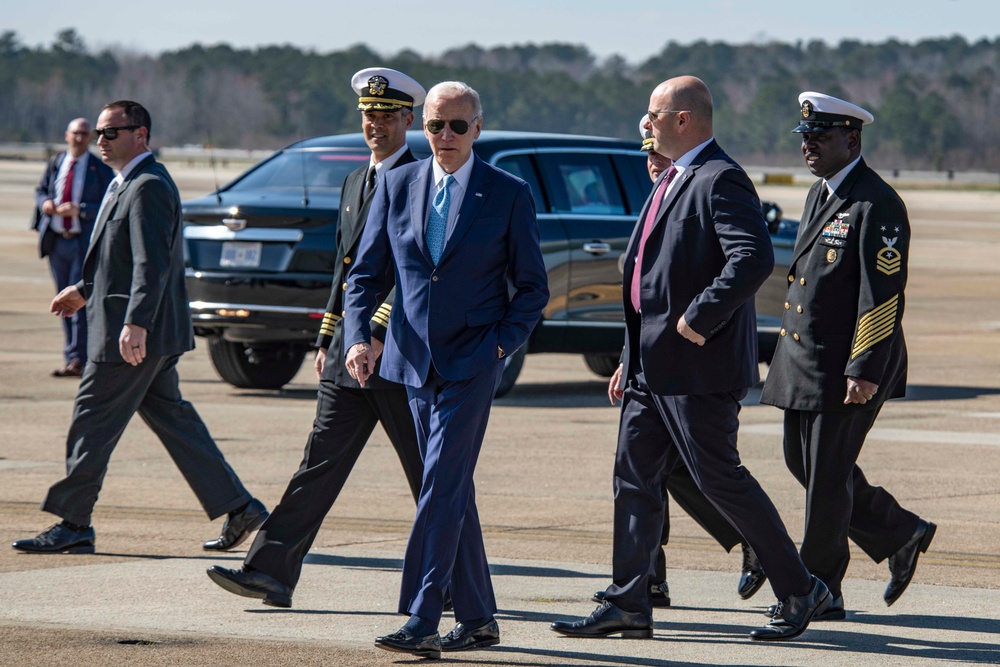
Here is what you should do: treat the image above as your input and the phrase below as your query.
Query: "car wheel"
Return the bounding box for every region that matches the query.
[583,353,620,378]
[207,339,306,390]
[494,344,527,398]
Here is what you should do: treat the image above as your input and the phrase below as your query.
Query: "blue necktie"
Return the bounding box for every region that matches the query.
[426,174,453,265]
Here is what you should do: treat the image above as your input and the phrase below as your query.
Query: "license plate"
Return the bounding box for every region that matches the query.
[220,241,262,268]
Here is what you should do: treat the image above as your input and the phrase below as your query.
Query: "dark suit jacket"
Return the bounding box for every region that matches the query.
[77,155,195,362]
[622,140,774,396]
[317,149,416,388]
[344,155,549,386]
[34,151,114,258]
[760,158,908,412]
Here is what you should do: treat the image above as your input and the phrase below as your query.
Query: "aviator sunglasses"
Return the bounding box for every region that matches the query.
[425,117,478,135]
[95,125,140,140]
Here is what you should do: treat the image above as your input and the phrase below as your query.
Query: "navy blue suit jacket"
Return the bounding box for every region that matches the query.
[34,151,114,258]
[344,155,549,386]
[622,140,774,396]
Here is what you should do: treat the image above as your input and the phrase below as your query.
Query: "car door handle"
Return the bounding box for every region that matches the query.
[582,242,612,255]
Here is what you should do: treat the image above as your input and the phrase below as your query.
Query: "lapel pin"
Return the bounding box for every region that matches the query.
[475,192,483,197]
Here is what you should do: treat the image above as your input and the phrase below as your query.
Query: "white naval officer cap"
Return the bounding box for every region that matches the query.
[639,114,654,152]
[793,91,875,133]
[352,67,426,112]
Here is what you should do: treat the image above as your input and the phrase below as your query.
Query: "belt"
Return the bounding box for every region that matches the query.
[58,232,81,239]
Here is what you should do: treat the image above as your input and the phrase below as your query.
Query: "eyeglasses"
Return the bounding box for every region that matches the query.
[647,109,690,122]
[425,117,477,135]
[95,125,139,140]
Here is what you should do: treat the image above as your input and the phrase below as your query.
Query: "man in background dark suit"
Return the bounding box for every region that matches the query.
[206,68,426,609]
[551,76,828,642]
[12,100,267,556]
[33,118,114,377]
[592,115,765,609]
[760,92,934,618]
[345,81,548,658]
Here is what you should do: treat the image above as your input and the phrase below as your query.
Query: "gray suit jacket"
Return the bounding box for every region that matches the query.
[77,155,195,362]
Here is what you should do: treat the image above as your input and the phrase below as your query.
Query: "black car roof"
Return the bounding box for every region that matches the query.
[291,130,637,156]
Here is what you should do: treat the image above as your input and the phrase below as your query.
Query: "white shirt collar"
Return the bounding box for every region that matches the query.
[672,137,715,173]
[115,151,153,182]
[431,152,475,193]
[823,155,862,197]
[369,143,409,176]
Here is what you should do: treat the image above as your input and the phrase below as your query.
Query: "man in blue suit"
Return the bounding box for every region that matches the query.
[550,76,829,642]
[344,81,548,659]
[33,118,114,377]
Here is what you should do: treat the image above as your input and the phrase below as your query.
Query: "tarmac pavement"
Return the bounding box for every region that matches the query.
[1,159,999,665]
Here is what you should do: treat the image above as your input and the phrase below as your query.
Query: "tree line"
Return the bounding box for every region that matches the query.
[2,29,998,171]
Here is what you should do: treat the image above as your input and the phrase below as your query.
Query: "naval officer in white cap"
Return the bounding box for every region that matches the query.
[206,67,430,610]
[760,91,936,620]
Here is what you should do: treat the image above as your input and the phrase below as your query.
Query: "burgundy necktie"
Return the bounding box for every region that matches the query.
[630,165,678,313]
[60,158,76,232]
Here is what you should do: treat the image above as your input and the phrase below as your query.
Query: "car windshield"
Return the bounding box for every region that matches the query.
[226,149,370,196]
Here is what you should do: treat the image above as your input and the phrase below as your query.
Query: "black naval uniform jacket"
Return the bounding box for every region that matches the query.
[315,149,416,388]
[760,158,908,412]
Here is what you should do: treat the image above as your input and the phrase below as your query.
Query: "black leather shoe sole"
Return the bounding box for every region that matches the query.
[12,543,94,554]
[375,638,441,659]
[885,521,937,607]
[813,606,847,621]
[442,635,500,652]
[206,567,292,608]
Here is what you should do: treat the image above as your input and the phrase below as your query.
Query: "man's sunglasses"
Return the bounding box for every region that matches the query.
[425,117,477,135]
[95,125,140,140]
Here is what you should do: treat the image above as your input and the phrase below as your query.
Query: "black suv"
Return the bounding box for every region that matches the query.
[182,131,797,395]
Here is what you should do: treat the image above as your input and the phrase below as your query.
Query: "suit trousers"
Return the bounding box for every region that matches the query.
[245,379,423,589]
[782,408,920,598]
[47,235,88,364]
[657,464,744,580]
[606,369,811,614]
[42,355,251,526]
[398,362,504,629]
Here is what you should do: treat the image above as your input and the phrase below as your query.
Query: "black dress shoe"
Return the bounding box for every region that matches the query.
[885,519,937,606]
[206,565,293,608]
[550,601,653,638]
[203,498,268,551]
[592,581,670,607]
[375,627,441,659]
[12,522,95,554]
[441,618,500,652]
[737,542,767,600]
[750,575,830,641]
[767,594,845,621]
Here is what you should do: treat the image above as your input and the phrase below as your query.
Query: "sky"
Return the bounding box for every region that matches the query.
[4,0,996,63]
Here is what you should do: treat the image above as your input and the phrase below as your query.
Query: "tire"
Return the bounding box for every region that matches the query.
[583,353,620,378]
[207,339,306,390]
[494,343,527,398]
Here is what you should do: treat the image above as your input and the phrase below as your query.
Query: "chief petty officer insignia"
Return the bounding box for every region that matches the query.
[820,219,850,248]
[877,236,902,275]
[368,75,388,96]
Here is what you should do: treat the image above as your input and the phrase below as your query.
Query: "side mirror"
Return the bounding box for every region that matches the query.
[761,201,783,234]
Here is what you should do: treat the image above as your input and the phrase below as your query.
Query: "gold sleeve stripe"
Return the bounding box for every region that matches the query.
[319,312,341,336]
[851,294,899,359]
[371,303,392,328]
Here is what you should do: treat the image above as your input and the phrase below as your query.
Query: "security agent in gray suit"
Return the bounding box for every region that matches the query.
[13,100,268,556]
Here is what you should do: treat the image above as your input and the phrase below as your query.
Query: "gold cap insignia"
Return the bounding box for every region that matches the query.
[367,75,388,96]
[801,100,813,119]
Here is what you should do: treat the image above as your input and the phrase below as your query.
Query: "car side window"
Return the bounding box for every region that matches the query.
[535,153,626,216]
[494,154,547,213]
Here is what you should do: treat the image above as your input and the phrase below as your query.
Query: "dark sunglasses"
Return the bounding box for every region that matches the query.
[95,125,139,140]
[425,117,477,135]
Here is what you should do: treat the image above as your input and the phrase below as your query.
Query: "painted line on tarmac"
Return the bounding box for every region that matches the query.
[741,423,1000,447]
